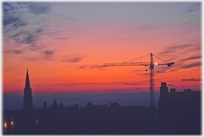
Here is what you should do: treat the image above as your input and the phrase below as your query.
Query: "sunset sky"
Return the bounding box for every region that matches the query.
[3,2,201,94]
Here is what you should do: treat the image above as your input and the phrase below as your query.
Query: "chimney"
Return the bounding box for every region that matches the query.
[170,88,176,93]
[160,82,168,95]
[42,102,47,110]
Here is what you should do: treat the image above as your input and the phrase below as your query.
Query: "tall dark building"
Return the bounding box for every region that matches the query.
[23,69,32,110]
[158,82,201,134]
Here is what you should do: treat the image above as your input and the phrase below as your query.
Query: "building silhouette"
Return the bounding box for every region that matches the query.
[49,99,59,111]
[158,82,201,134]
[3,71,201,135]
[42,102,47,110]
[23,69,32,110]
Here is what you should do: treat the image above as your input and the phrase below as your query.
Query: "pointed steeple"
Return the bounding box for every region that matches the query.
[50,98,59,111]
[23,68,32,110]
[25,68,30,89]
[52,98,58,108]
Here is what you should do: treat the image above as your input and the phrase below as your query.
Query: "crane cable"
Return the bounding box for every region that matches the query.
[126,53,167,63]
[125,54,150,62]
[153,54,167,63]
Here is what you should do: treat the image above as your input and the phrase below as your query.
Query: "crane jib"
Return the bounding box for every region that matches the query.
[104,62,150,66]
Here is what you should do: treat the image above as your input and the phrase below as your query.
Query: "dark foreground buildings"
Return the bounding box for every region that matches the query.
[3,71,201,134]
[158,82,201,134]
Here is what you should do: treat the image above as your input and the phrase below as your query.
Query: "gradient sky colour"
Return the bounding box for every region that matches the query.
[3,2,201,94]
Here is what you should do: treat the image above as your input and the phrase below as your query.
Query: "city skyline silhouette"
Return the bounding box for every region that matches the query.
[3,70,201,134]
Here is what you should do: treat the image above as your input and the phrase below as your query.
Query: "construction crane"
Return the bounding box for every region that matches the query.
[103,53,174,107]
[181,78,201,82]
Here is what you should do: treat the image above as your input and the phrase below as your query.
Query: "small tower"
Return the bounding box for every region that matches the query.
[23,69,32,110]
[52,99,59,109]
[160,82,168,96]
[49,98,59,111]
[42,102,47,110]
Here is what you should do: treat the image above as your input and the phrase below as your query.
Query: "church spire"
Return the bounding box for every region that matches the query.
[25,68,30,89]
[23,69,32,110]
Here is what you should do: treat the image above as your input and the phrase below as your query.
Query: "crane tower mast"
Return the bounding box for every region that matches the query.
[150,53,155,106]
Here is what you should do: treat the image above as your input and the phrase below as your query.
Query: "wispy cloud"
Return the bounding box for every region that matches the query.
[55,82,140,86]
[41,50,55,61]
[3,2,51,48]
[159,44,193,56]
[3,3,27,30]
[179,55,201,62]
[69,57,82,63]
[154,67,172,74]
[156,41,201,74]
[22,49,54,62]
[62,55,88,63]
[29,43,45,51]
[181,62,201,69]
[185,3,201,13]
[21,34,36,44]
[24,57,43,61]
[63,57,82,63]
[78,66,86,69]
[78,65,104,70]
[154,59,200,74]
[4,49,23,54]
[44,50,54,56]
[123,83,139,85]
[89,65,104,69]
[28,3,50,15]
